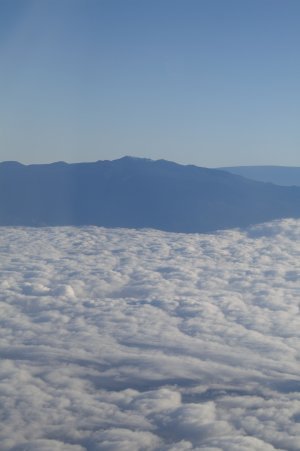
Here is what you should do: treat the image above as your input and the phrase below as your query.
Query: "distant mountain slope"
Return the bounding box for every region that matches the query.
[220,166,300,186]
[1,156,300,232]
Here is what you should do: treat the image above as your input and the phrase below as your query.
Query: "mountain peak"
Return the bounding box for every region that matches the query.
[114,155,153,163]
[1,158,300,231]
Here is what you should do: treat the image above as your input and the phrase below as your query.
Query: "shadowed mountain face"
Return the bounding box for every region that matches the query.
[1,157,300,232]
[220,166,300,186]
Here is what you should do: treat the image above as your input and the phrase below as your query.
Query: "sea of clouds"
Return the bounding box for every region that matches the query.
[1,219,300,450]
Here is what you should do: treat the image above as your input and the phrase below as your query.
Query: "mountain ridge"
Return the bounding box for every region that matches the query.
[1,156,300,232]
[219,165,300,186]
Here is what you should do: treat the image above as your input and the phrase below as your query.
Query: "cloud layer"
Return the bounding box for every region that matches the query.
[1,220,300,450]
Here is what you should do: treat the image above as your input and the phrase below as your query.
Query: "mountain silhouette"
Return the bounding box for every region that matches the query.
[1,156,300,232]
[220,166,300,186]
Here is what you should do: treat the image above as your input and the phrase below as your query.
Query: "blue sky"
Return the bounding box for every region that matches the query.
[1,0,300,166]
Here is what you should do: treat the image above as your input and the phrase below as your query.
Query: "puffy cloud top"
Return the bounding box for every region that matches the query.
[1,219,300,450]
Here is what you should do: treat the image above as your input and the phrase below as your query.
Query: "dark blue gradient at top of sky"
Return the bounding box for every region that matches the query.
[1,0,300,166]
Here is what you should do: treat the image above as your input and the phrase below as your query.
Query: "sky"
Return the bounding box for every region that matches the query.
[1,0,300,167]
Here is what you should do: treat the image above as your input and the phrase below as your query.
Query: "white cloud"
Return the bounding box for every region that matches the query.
[0,219,300,449]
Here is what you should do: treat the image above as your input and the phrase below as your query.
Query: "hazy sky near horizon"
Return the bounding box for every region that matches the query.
[1,0,300,167]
